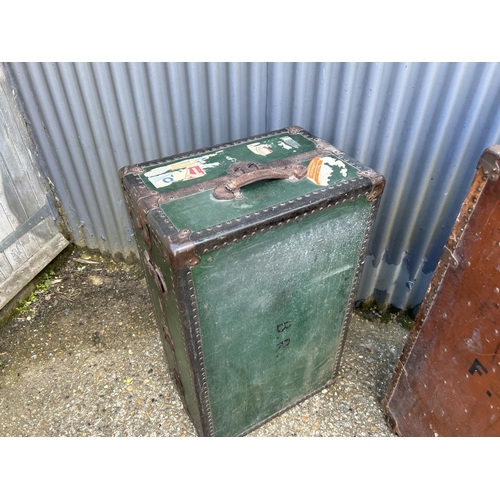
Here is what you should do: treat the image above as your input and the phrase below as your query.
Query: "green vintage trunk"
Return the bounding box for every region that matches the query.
[120,126,384,437]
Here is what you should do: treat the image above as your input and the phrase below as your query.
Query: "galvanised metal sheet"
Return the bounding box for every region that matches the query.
[5,62,500,310]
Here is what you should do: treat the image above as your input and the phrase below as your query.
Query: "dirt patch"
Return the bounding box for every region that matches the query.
[0,246,193,436]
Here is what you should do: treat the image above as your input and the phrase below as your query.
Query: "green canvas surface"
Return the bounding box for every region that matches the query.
[141,132,317,193]
[142,130,359,233]
[191,197,371,436]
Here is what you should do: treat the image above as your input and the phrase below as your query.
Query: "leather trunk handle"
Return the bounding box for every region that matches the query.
[213,165,307,200]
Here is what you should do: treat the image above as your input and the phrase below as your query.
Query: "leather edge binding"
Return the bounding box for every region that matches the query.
[358,169,386,202]
[477,145,500,181]
[119,163,144,179]
[165,229,201,269]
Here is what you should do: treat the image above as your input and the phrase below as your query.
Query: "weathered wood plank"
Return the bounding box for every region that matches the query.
[0,69,45,209]
[0,200,28,270]
[0,63,68,309]
[0,233,68,310]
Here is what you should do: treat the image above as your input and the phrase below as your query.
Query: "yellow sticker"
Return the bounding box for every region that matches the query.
[306,156,347,186]
[306,157,332,186]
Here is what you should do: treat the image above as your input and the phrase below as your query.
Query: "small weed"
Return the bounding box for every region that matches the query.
[356,300,415,331]
[15,270,57,315]
[399,316,415,330]
[37,271,56,293]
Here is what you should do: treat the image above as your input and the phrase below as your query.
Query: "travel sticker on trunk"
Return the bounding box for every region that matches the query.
[144,152,222,188]
[247,143,273,156]
[306,156,348,186]
[277,136,301,150]
[248,136,300,155]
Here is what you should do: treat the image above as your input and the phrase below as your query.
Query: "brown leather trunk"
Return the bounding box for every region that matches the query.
[382,145,500,437]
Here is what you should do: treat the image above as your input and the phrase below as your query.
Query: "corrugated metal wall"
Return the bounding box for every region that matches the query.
[5,62,500,311]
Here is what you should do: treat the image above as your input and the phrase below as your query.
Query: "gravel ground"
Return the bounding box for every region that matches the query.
[0,247,410,437]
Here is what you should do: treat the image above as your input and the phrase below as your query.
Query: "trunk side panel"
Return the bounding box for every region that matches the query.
[122,182,205,435]
[192,197,372,436]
